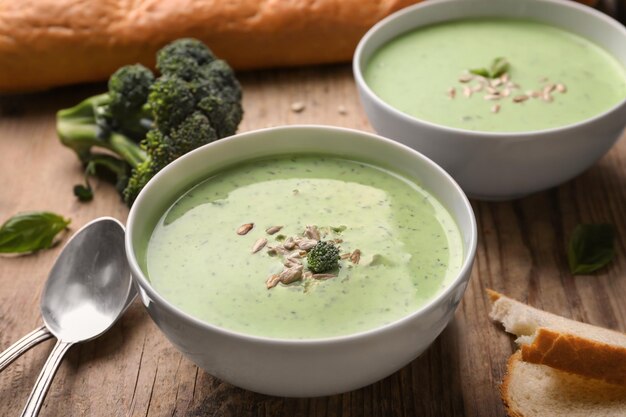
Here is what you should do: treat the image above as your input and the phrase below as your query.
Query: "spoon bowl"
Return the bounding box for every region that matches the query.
[40,218,130,342]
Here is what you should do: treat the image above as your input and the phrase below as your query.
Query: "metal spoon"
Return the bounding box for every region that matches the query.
[0,286,135,373]
[0,217,134,417]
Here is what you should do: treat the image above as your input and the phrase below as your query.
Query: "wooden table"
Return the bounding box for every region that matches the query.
[1,64,625,417]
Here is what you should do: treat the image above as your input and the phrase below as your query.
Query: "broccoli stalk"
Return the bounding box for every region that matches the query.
[57,93,147,166]
[57,39,243,206]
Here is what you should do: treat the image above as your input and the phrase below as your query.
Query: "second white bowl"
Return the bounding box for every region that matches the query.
[354,0,626,200]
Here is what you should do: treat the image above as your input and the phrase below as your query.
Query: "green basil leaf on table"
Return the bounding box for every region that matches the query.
[0,212,71,254]
[567,223,615,275]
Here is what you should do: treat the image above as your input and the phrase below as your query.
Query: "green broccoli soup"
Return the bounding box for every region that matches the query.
[145,155,463,339]
[145,155,464,339]
[364,18,626,132]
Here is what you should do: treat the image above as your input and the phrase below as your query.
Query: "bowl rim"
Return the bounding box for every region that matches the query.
[125,124,478,346]
[353,0,626,138]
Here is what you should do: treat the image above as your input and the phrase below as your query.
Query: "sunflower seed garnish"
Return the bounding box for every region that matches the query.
[279,265,303,284]
[490,78,503,87]
[295,238,317,251]
[349,249,362,264]
[266,274,281,289]
[267,245,288,256]
[491,104,501,114]
[542,93,554,103]
[484,94,501,101]
[556,83,567,93]
[472,83,484,92]
[458,74,474,83]
[506,81,520,89]
[513,95,529,103]
[312,273,337,280]
[500,88,510,97]
[237,223,254,235]
[283,237,296,250]
[266,225,283,235]
[304,225,320,241]
[543,84,556,94]
[251,238,267,254]
[340,253,352,259]
[447,87,456,99]
[501,73,510,83]
[463,86,472,98]
[527,90,541,98]
[284,257,302,268]
[486,86,498,95]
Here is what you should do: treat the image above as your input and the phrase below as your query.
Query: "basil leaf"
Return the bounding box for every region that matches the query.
[0,212,71,254]
[490,57,510,78]
[469,58,510,79]
[469,68,490,78]
[567,223,615,275]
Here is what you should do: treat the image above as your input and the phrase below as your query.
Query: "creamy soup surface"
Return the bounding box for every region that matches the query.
[146,155,464,339]
[365,19,626,132]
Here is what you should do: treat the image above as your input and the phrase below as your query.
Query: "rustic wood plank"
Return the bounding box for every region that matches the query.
[0,64,625,416]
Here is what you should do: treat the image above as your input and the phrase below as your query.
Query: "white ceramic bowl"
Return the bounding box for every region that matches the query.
[126,125,477,397]
[354,0,626,200]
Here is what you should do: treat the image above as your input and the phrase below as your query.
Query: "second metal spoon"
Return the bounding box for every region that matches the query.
[0,217,134,417]
[0,218,135,373]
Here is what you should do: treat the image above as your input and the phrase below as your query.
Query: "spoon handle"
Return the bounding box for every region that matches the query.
[20,339,73,417]
[0,325,52,373]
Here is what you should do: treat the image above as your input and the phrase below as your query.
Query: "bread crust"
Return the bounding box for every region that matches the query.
[486,288,502,303]
[0,0,421,92]
[521,328,626,387]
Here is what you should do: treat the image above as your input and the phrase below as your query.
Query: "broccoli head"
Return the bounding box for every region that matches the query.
[122,158,155,206]
[307,241,341,273]
[195,60,243,137]
[106,64,155,139]
[147,76,196,134]
[108,64,154,118]
[123,112,218,205]
[157,38,216,80]
[150,44,242,137]
[56,38,243,207]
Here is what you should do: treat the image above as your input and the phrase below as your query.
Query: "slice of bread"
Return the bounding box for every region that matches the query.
[502,351,626,417]
[488,289,626,387]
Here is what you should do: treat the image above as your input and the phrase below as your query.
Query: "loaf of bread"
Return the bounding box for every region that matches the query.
[502,351,626,417]
[488,289,626,387]
[0,0,420,92]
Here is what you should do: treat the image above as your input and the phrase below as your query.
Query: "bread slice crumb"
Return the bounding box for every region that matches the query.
[488,289,626,387]
[502,351,626,417]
